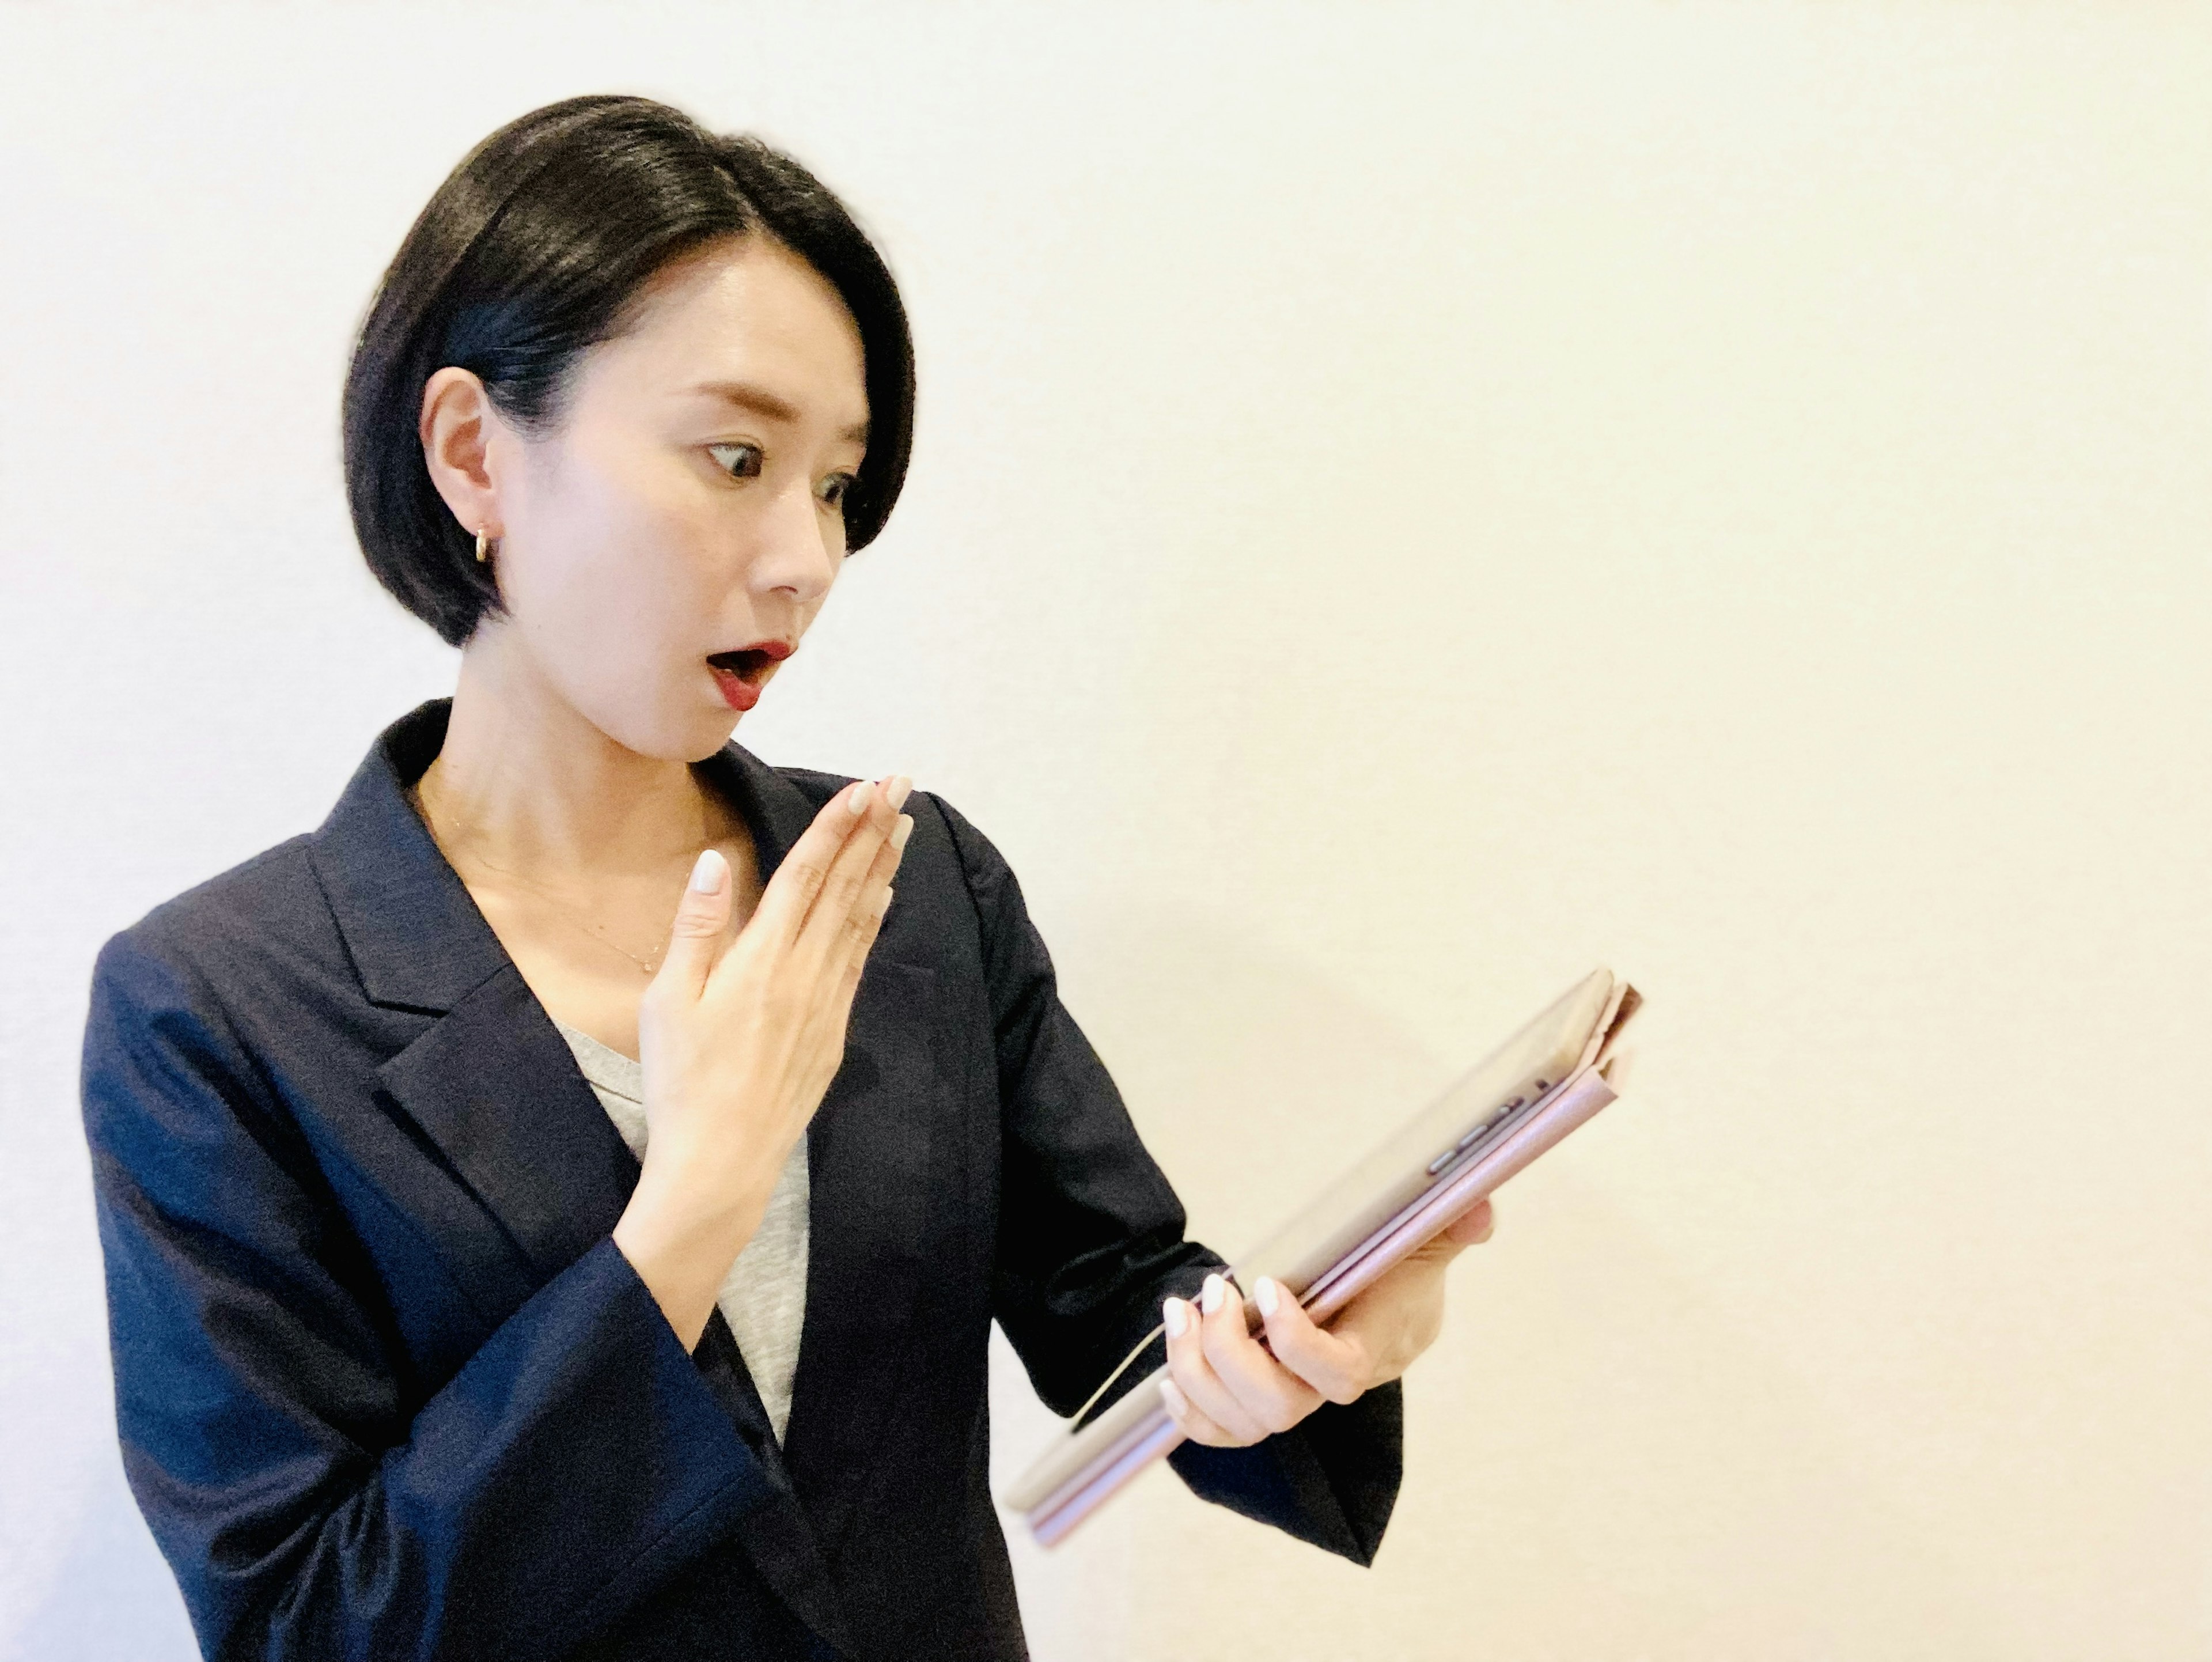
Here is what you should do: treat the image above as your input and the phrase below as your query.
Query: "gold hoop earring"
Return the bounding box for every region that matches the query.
[474,528,492,564]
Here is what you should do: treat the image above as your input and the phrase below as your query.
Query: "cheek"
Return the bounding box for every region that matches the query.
[504,441,718,686]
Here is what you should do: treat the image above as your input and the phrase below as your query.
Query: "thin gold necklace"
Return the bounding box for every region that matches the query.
[459,846,673,978]
[410,781,688,979]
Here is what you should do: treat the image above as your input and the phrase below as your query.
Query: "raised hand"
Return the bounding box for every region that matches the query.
[613,774,912,1349]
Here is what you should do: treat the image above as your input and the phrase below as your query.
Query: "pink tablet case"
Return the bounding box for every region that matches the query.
[1006,972,1641,1547]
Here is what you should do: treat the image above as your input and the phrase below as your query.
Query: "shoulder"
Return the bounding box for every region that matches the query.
[89,832,355,1068]
[83,840,333,1165]
[109,835,324,961]
[97,835,319,988]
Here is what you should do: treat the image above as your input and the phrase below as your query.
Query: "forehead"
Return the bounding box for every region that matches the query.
[580,235,869,430]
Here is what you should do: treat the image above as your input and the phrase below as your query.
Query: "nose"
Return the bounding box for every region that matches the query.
[749,475,843,605]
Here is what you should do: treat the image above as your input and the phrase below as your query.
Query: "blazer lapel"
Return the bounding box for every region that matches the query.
[312,701,642,1290]
[690,1312,859,1657]
[374,967,639,1285]
[310,701,859,1657]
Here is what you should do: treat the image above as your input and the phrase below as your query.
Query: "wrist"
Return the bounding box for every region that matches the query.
[613,1168,769,1349]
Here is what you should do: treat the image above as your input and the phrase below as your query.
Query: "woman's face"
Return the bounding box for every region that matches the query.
[482,233,870,761]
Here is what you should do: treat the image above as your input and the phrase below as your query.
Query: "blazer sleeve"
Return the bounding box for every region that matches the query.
[928,792,1404,1566]
[79,930,774,1662]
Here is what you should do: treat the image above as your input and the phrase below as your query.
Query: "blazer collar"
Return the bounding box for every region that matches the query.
[310,697,819,1013]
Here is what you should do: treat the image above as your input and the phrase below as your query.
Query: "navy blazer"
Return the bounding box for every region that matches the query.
[80,699,1402,1661]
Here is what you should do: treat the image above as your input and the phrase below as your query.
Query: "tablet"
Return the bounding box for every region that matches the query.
[1003,967,1639,1544]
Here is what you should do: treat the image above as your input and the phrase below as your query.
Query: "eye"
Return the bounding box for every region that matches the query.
[707,442,763,480]
[817,471,857,510]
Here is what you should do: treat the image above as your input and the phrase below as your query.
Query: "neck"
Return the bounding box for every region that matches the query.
[416,623,730,879]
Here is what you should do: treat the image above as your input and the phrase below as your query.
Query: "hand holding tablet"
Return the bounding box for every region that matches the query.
[1153,1194,1495,1451]
[1004,968,1642,1546]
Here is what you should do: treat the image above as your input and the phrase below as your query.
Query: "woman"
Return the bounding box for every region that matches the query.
[79,94,1496,1661]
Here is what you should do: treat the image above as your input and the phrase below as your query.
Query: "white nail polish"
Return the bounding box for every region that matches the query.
[1162,1298,1188,1339]
[891,815,913,850]
[847,782,871,815]
[887,775,914,811]
[1256,1278,1279,1319]
[1200,1275,1224,1316]
[687,849,725,893]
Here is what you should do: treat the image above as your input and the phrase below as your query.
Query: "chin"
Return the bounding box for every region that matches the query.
[574,696,741,766]
[676,709,747,764]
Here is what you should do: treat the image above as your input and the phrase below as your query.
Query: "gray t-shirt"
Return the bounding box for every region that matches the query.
[554,1021,809,1444]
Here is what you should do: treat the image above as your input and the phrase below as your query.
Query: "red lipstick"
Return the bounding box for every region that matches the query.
[711,665,759,710]
[706,640,795,712]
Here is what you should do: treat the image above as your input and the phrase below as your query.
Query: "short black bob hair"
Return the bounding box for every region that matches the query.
[343,94,915,647]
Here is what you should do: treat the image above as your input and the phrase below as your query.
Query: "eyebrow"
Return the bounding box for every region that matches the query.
[690,379,869,445]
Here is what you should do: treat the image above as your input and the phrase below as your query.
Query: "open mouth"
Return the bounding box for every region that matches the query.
[707,647,779,681]
[706,644,789,711]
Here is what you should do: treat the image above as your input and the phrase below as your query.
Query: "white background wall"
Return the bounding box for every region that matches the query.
[2,4,2207,1657]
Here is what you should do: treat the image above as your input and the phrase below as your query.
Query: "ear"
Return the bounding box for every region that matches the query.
[419,367,512,543]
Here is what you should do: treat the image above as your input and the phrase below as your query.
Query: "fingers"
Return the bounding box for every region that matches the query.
[1161,1293,1262,1445]
[1158,1376,1237,1447]
[1442,1195,1496,1248]
[831,786,912,964]
[1160,1274,1321,1448]
[1252,1277,1370,1405]
[791,776,908,970]
[1197,1273,1324,1433]
[652,848,733,1003]
[796,781,907,1002]
[1400,1195,1499,1275]
[827,806,912,999]
[747,777,891,948]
